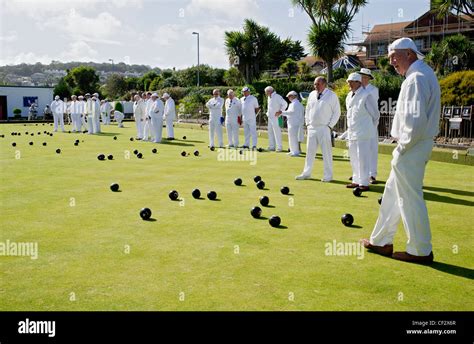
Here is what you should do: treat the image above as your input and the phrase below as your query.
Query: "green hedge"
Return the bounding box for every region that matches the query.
[439,70,474,106]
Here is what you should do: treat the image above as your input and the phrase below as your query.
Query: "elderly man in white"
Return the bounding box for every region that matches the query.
[225,89,242,148]
[345,73,379,192]
[265,86,287,151]
[206,89,224,148]
[150,93,164,143]
[296,77,340,181]
[240,87,259,149]
[133,94,146,140]
[358,68,380,184]
[78,95,87,131]
[361,37,440,265]
[110,109,124,128]
[92,92,101,133]
[50,95,66,132]
[143,92,154,141]
[281,91,304,156]
[101,99,113,125]
[162,92,176,140]
[69,95,82,132]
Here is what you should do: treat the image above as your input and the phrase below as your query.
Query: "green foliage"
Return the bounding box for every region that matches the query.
[139,71,160,91]
[114,101,124,112]
[425,34,474,75]
[66,66,100,95]
[175,65,226,87]
[439,70,474,106]
[279,58,299,79]
[297,61,313,81]
[332,67,349,81]
[104,74,128,100]
[223,67,245,86]
[149,77,164,91]
[179,93,207,116]
[377,56,396,75]
[332,79,350,111]
[371,72,403,106]
[225,19,305,83]
[53,77,72,99]
[13,108,22,115]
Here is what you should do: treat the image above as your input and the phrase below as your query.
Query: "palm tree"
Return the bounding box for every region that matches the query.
[431,0,473,20]
[292,0,367,82]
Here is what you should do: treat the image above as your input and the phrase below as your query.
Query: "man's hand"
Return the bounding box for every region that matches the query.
[275,111,282,117]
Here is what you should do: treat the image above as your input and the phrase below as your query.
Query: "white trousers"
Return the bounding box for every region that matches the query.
[209,117,223,147]
[302,126,332,180]
[370,139,434,256]
[115,113,124,127]
[226,118,239,147]
[143,118,154,141]
[267,115,282,150]
[243,120,257,148]
[134,117,144,139]
[87,115,94,134]
[369,135,378,178]
[349,139,371,186]
[71,113,81,132]
[92,114,101,133]
[53,112,65,131]
[101,112,107,124]
[287,124,300,155]
[151,115,163,143]
[81,114,87,131]
[165,116,174,138]
[298,124,305,142]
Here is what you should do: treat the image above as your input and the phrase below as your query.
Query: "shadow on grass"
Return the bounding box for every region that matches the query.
[159,140,195,147]
[423,185,474,198]
[348,225,363,229]
[430,262,474,280]
[275,225,288,229]
[96,132,121,137]
[262,205,276,208]
[423,191,474,207]
[144,218,157,222]
[177,139,205,143]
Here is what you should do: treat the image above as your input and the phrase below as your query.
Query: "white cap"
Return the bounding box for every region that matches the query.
[358,68,373,79]
[242,86,250,92]
[151,93,159,97]
[347,72,362,82]
[286,91,298,97]
[54,95,60,100]
[93,92,99,97]
[162,92,170,98]
[78,95,84,99]
[388,37,424,60]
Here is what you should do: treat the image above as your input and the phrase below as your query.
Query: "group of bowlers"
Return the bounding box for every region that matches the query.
[49,93,125,134]
[199,37,440,265]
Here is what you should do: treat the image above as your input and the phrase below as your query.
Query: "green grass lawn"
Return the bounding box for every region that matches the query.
[0,122,472,311]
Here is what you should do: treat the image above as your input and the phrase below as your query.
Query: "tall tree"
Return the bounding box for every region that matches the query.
[104,74,128,99]
[292,0,367,82]
[425,34,474,75]
[65,66,100,94]
[225,19,305,83]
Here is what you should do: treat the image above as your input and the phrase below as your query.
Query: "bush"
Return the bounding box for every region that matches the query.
[332,79,350,111]
[13,108,22,116]
[439,70,474,106]
[114,102,124,112]
[371,72,403,108]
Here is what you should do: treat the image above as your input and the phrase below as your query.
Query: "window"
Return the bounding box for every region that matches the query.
[23,96,38,107]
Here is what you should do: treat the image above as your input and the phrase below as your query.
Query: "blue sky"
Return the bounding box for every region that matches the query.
[0,0,430,69]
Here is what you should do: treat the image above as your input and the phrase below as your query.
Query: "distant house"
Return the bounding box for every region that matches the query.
[0,85,54,120]
[299,56,326,74]
[349,9,473,69]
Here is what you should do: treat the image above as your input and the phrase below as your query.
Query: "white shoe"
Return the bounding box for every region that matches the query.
[321,179,332,182]
[295,174,310,180]
[276,148,283,152]
[289,153,299,157]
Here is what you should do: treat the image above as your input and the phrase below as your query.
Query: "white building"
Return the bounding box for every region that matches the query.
[0,85,54,120]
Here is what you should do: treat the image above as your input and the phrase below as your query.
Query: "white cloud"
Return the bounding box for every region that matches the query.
[42,11,122,44]
[0,31,18,43]
[0,52,53,66]
[152,24,184,46]
[60,41,99,62]
[185,0,259,19]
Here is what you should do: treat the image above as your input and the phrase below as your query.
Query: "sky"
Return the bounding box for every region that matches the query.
[0,0,430,69]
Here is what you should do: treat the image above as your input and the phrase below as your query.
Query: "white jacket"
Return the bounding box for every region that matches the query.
[133,99,146,120]
[206,96,224,119]
[50,100,65,114]
[266,92,287,117]
[282,99,304,128]
[345,87,379,141]
[101,101,112,114]
[225,97,242,121]
[164,98,176,120]
[240,95,259,122]
[305,88,341,130]
[69,100,82,114]
[150,99,164,118]
[391,60,441,155]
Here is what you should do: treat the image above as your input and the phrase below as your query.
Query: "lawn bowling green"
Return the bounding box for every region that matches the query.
[0,122,472,311]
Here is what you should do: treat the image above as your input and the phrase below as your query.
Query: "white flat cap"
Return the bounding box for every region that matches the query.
[242,86,250,92]
[358,68,374,79]
[286,91,298,97]
[347,72,362,82]
[54,95,60,100]
[388,37,424,60]
[162,92,170,98]
[93,92,99,97]
[151,93,159,97]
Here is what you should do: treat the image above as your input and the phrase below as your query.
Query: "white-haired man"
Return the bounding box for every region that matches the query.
[150,93,164,143]
[345,72,379,192]
[296,77,340,181]
[240,86,259,149]
[101,99,113,125]
[265,86,288,151]
[69,95,82,132]
[225,89,242,148]
[206,89,224,148]
[111,109,124,128]
[281,91,304,156]
[162,92,176,140]
[361,37,440,265]
[92,92,101,133]
[133,94,146,139]
[50,95,65,132]
[143,92,154,141]
[358,68,380,184]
